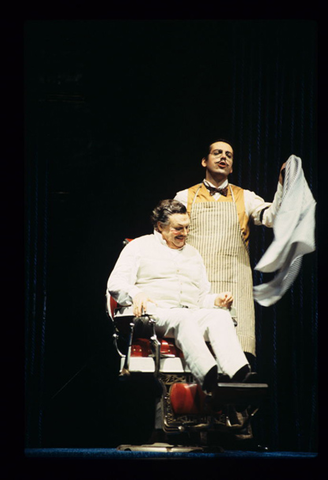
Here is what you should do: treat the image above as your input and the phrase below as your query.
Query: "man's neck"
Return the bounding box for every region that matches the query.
[205,173,228,188]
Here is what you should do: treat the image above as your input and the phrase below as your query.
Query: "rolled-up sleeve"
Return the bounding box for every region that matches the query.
[246,182,283,227]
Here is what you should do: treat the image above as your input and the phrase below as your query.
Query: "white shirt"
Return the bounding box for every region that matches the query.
[175,179,283,227]
[107,230,218,309]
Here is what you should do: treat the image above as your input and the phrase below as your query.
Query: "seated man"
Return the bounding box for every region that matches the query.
[107,199,256,403]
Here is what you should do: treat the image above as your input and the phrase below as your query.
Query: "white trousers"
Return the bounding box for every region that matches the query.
[149,307,248,387]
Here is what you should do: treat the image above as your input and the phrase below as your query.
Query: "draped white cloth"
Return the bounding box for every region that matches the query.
[253,155,316,307]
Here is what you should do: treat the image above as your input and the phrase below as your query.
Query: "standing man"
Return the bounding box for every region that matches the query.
[175,139,285,359]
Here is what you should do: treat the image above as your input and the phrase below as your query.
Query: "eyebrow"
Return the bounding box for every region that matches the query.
[172,223,190,228]
[212,148,233,155]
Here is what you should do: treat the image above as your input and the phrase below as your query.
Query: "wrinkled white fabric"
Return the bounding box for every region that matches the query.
[253,155,316,307]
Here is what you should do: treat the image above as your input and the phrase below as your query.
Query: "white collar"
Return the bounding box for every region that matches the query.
[203,178,229,189]
[153,229,185,251]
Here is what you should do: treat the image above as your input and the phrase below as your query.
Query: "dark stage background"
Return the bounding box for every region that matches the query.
[25,20,318,452]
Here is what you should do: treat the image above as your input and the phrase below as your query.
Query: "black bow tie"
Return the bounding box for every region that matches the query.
[204,183,228,196]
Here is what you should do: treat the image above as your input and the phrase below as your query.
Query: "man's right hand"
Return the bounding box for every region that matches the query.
[132,292,157,317]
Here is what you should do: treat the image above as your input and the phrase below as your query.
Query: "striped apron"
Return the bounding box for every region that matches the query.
[187,184,256,356]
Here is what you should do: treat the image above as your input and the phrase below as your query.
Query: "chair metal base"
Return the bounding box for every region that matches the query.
[116,442,207,453]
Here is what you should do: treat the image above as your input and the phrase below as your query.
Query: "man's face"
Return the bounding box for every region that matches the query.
[158,213,190,249]
[201,141,234,177]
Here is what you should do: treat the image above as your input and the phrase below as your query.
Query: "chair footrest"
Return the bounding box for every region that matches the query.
[169,382,268,416]
[215,382,269,404]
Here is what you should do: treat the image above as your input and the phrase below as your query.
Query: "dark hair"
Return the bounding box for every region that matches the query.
[151,199,187,231]
[203,138,234,159]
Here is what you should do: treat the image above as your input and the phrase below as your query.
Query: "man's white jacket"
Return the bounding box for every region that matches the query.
[107,230,218,311]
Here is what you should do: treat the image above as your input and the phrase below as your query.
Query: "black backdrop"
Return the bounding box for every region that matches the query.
[25,20,318,451]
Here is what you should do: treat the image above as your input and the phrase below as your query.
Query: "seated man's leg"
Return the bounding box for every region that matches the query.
[197,309,249,379]
[153,307,218,390]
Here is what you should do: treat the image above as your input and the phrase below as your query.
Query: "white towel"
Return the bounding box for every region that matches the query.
[253,155,316,307]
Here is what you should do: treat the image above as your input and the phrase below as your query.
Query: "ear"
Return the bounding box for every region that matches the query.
[157,221,163,232]
[201,157,207,168]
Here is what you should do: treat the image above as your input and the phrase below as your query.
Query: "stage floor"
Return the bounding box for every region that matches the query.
[25,447,317,459]
[22,448,319,480]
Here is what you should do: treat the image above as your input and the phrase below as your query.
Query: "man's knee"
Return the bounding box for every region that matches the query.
[210,309,235,328]
[176,315,199,333]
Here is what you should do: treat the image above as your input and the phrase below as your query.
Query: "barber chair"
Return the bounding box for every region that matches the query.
[107,240,269,453]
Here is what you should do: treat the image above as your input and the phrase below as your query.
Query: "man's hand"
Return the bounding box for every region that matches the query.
[215,292,233,309]
[279,162,287,185]
[132,292,157,317]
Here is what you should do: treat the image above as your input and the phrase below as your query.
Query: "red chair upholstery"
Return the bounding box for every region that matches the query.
[129,339,184,358]
[170,383,207,415]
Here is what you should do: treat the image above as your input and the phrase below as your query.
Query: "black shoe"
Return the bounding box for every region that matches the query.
[231,365,251,383]
[218,373,231,383]
[243,372,259,383]
[203,365,218,394]
[231,365,260,383]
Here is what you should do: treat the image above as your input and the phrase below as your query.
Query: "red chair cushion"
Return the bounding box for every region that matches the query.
[170,383,206,415]
[130,338,183,357]
[160,339,183,357]
[131,338,153,357]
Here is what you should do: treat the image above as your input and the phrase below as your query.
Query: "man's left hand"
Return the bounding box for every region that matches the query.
[215,292,233,309]
[279,162,287,184]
